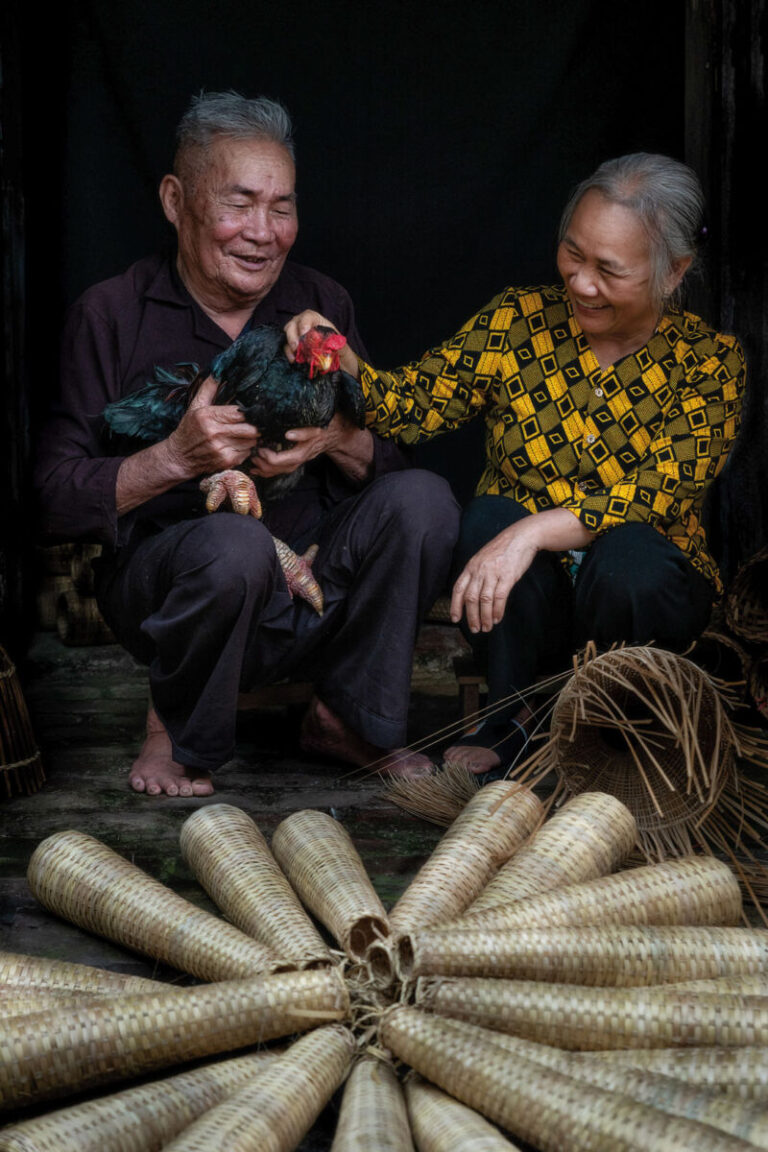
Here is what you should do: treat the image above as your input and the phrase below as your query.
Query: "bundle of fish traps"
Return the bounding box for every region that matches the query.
[3,790,768,1151]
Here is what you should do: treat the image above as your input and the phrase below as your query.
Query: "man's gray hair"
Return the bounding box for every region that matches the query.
[174,90,295,184]
[558,153,705,306]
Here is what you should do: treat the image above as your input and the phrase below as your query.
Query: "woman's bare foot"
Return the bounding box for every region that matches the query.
[442,744,502,775]
[129,707,214,798]
[300,697,433,779]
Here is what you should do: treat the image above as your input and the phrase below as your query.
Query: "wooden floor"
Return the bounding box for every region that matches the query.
[0,627,472,1147]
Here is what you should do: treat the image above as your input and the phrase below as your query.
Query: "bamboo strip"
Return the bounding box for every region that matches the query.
[426,1016,768,1150]
[388,783,543,935]
[271,810,389,960]
[467,792,637,915]
[405,1075,521,1150]
[0,952,160,993]
[180,804,331,965]
[585,1048,768,1101]
[381,1006,752,1151]
[0,1049,280,1152]
[27,830,285,981]
[0,968,348,1110]
[417,976,768,1050]
[162,1025,355,1152]
[400,925,768,984]
[331,1057,414,1151]
[444,856,742,934]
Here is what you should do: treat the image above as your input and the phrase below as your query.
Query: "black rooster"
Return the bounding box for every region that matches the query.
[103,325,366,613]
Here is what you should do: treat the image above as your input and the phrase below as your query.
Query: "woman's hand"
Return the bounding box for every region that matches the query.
[249,413,374,483]
[451,519,541,633]
[283,312,360,376]
[450,507,595,633]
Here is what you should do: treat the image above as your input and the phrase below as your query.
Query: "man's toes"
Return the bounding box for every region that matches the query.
[178,780,193,797]
[129,774,146,793]
[191,778,215,796]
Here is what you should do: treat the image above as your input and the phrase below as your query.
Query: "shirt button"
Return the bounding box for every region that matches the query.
[595,387,604,398]
[586,433,596,445]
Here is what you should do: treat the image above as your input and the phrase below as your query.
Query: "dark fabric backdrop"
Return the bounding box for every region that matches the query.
[23,0,685,504]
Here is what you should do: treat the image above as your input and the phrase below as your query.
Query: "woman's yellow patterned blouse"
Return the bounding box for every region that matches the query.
[360,286,745,591]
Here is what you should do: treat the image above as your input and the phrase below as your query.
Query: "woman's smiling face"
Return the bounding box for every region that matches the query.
[557,188,660,355]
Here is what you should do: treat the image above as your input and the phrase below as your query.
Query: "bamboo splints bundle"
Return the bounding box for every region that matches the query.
[10,799,768,1150]
[27,830,285,981]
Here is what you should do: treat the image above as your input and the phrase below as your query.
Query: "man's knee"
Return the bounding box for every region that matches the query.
[168,514,280,600]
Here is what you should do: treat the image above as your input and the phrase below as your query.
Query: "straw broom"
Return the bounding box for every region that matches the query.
[161,1025,355,1152]
[441,855,742,935]
[380,1006,754,1151]
[0,1049,281,1152]
[584,1047,768,1101]
[416,975,768,1050]
[466,792,637,915]
[405,1075,521,1151]
[398,925,768,984]
[0,968,348,1110]
[331,1057,414,1152]
[180,804,331,966]
[271,810,389,960]
[387,783,543,937]
[422,1016,768,1150]
[27,830,286,981]
[0,951,161,993]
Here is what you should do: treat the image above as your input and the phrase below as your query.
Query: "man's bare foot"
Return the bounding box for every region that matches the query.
[443,707,533,775]
[300,697,433,780]
[129,706,214,798]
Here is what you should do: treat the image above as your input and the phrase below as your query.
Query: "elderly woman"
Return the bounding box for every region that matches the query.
[287,153,745,775]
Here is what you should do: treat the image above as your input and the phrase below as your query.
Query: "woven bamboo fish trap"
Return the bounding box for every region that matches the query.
[162,1025,355,1152]
[0,645,44,798]
[405,1075,519,1151]
[0,1048,280,1152]
[27,830,286,981]
[180,804,331,966]
[381,1006,753,1151]
[331,1056,414,1151]
[661,975,768,995]
[0,950,161,993]
[424,1015,768,1149]
[467,791,637,916]
[726,546,768,646]
[441,854,742,936]
[400,925,768,985]
[0,968,349,1111]
[416,975,768,1051]
[271,809,390,960]
[522,647,738,854]
[388,782,543,937]
[586,1046,768,1101]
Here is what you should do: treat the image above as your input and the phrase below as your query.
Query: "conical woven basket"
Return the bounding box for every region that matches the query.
[0,1049,280,1152]
[726,547,768,646]
[545,648,737,845]
[388,782,543,937]
[331,1057,413,1151]
[180,804,331,966]
[467,792,636,915]
[381,1006,750,1151]
[425,1015,768,1149]
[0,968,349,1111]
[271,810,389,960]
[444,855,742,935]
[162,1025,355,1152]
[417,975,768,1050]
[27,830,285,981]
[0,951,160,993]
[0,645,44,798]
[405,1075,517,1151]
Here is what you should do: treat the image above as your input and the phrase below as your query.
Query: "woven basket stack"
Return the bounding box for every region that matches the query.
[35,544,115,646]
[3,791,768,1151]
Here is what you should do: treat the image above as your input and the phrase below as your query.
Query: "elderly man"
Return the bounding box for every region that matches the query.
[36,92,458,796]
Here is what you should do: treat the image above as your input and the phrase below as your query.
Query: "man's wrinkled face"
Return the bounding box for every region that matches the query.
[169,136,298,311]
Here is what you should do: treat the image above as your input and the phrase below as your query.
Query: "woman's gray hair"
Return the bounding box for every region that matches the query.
[174,90,294,185]
[558,153,705,307]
